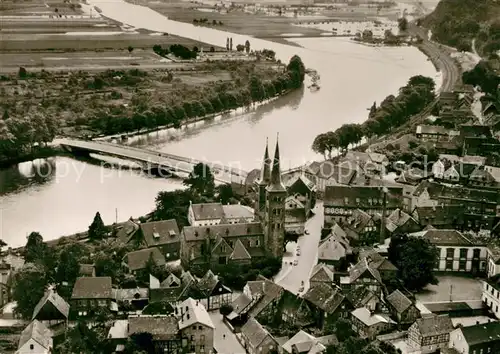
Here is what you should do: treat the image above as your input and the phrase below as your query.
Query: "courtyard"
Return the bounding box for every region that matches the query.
[415,274,483,303]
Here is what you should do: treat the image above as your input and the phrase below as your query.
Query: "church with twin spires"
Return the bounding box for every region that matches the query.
[180,138,286,266]
[255,137,287,259]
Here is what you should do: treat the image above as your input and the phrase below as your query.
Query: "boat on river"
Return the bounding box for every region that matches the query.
[309,82,320,91]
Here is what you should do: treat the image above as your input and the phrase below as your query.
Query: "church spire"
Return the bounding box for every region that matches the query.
[267,134,285,191]
[259,138,271,185]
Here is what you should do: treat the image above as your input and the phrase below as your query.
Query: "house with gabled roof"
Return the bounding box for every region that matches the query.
[449,320,500,354]
[351,307,395,339]
[32,289,69,326]
[149,271,204,306]
[70,276,114,318]
[196,270,232,311]
[341,208,378,241]
[302,283,352,330]
[136,220,181,261]
[413,205,466,230]
[281,329,336,354]
[345,285,381,312]
[240,317,279,354]
[128,315,181,352]
[175,298,215,354]
[309,264,334,288]
[277,290,315,328]
[385,209,420,235]
[304,160,357,193]
[123,247,166,274]
[385,289,420,325]
[410,229,487,273]
[188,202,225,226]
[113,287,149,311]
[17,320,53,354]
[230,276,284,325]
[115,218,140,244]
[407,314,454,353]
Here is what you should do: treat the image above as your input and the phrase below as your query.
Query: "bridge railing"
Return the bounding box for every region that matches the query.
[62,139,249,178]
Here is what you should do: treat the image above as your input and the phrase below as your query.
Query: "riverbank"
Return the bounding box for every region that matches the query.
[0,146,63,169]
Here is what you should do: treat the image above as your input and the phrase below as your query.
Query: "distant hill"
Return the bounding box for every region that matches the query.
[422,0,500,56]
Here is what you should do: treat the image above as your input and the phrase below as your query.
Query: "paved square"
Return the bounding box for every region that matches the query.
[415,275,483,303]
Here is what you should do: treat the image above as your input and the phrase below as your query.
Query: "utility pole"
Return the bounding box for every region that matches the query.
[115,208,118,224]
[449,284,453,302]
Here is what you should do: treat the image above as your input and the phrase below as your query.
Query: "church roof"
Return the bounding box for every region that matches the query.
[230,239,252,260]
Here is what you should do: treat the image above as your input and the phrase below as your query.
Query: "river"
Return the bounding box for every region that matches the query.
[0,0,438,246]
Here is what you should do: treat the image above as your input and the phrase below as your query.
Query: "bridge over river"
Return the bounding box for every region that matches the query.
[59,139,248,184]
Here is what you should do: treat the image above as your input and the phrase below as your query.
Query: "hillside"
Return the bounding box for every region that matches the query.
[422,0,500,55]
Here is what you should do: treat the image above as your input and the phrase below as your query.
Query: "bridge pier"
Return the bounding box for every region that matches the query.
[63,146,91,158]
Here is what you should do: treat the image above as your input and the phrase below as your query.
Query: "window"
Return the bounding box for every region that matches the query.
[446,248,455,259]
[201,335,205,341]
[30,344,34,350]
[459,260,466,271]
[199,326,203,330]
[445,260,453,270]
[190,335,194,341]
[459,248,467,259]
[473,249,481,259]
[256,239,260,246]
[190,345,195,351]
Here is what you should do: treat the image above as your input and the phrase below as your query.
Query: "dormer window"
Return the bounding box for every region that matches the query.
[169,230,176,237]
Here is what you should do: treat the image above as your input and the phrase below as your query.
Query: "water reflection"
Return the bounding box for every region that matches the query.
[0,159,56,195]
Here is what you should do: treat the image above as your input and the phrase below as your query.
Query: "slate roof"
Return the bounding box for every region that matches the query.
[125,247,166,272]
[415,229,478,246]
[310,264,334,283]
[176,298,214,330]
[415,205,465,226]
[161,273,181,288]
[386,209,416,233]
[116,219,140,243]
[349,257,382,284]
[140,219,180,247]
[324,185,403,209]
[414,315,453,337]
[190,203,225,221]
[346,286,377,308]
[197,270,219,294]
[71,277,113,299]
[32,289,70,320]
[285,174,317,192]
[302,283,345,314]
[241,317,274,348]
[246,277,284,317]
[230,239,252,261]
[460,321,500,346]
[386,290,413,314]
[18,320,52,351]
[183,222,263,242]
[231,293,253,315]
[128,316,179,340]
[351,307,395,326]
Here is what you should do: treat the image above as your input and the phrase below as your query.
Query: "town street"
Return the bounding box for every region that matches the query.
[209,312,246,354]
[275,201,324,295]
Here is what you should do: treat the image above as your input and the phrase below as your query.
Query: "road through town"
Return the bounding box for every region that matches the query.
[275,202,324,295]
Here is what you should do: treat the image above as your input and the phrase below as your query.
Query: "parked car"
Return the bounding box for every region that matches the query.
[298,286,304,292]
[293,259,298,266]
[296,249,301,256]
[304,229,309,235]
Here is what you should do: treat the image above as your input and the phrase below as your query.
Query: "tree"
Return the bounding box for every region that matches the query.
[152,189,198,227]
[12,263,48,319]
[183,163,215,197]
[88,212,107,241]
[24,232,45,264]
[398,17,408,32]
[236,44,245,52]
[18,67,27,79]
[55,242,89,286]
[0,239,6,248]
[245,40,251,54]
[128,46,134,53]
[216,184,234,204]
[55,321,109,354]
[388,234,439,291]
[333,318,356,342]
[125,332,155,354]
[286,55,306,88]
